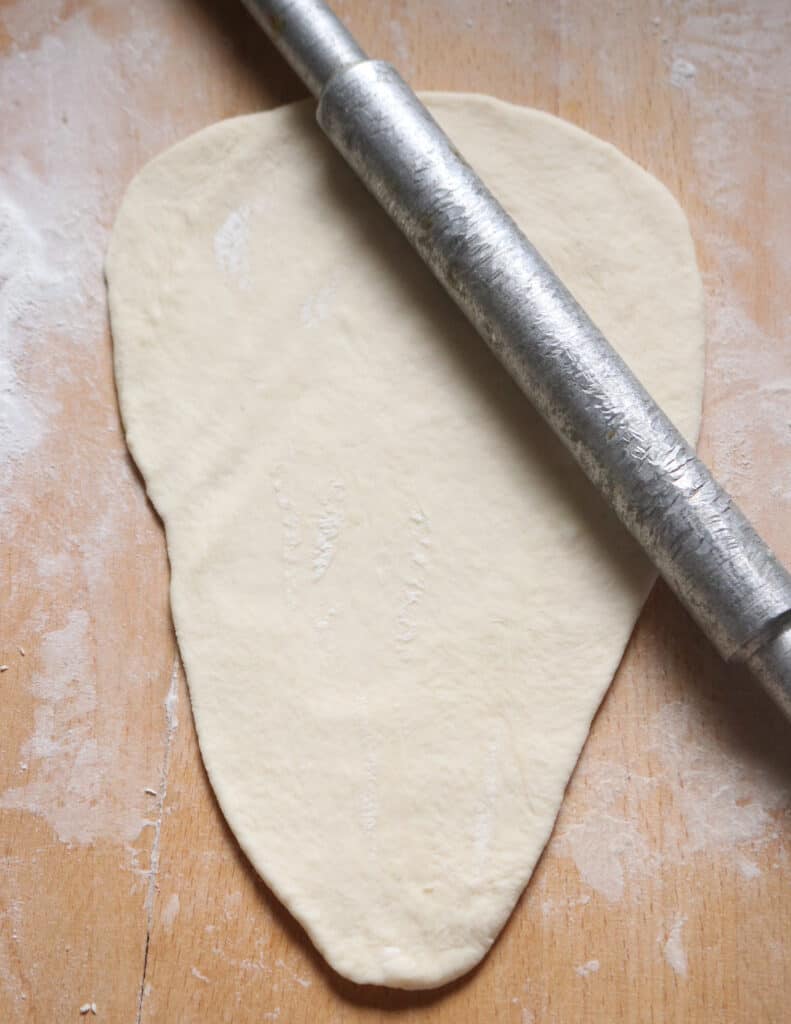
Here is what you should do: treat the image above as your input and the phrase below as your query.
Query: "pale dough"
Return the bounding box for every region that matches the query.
[107,95,704,989]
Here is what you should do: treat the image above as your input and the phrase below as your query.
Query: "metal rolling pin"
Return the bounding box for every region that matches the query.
[242,0,791,716]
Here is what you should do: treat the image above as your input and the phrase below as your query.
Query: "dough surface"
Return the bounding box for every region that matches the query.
[107,95,704,988]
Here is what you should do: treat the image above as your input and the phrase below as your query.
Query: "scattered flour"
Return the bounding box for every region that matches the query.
[554,694,789,904]
[661,914,688,977]
[669,57,696,88]
[312,480,346,581]
[162,892,180,932]
[648,700,787,856]
[0,11,182,1015]
[539,892,590,919]
[574,958,600,977]
[0,350,46,477]
[0,610,146,844]
[553,759,659,902]
[214,204,252,290]
[667,3,790,528]
[275,957,312,989]
[736,857,761,881]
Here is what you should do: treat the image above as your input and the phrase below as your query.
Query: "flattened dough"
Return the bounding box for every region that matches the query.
[107,95,704,988]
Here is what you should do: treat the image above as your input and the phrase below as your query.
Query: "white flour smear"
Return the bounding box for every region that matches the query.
[312,480,346,581]
[669,57,696,89]
[0,3,178,855]
[574,959,600,977]
[554,692,789,904]
[0,18,183,1018]
[162,892,180,932]
[214,204,253,290]
[661,914,688,977]
[553,759,660,903]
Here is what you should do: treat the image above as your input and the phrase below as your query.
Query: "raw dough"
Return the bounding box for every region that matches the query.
[107,95,704,988]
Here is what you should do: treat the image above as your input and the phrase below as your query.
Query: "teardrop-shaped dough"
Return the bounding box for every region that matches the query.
[107,95,704,989]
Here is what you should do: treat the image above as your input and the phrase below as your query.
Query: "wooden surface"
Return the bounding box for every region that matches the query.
[1,0,790,1020]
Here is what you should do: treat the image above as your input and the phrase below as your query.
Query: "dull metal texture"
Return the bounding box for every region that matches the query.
[244,2,791,716]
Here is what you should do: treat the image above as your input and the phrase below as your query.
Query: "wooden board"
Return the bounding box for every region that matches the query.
[1,1,789,1020]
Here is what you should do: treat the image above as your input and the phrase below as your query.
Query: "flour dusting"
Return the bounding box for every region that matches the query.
[275,957,312,989]
[0,192,55,519]
[214,205,252,290]
[554,692,789,904]
[0,610,148,844]
[554,759,659,902]
[736,857,761,880]
[0,17,182,986]
[669,57,696,88]
[0,352,46,476]
[312,480,346,581]
[539,892,590,919]
[649,700,787,855]
[574,958,600,977]
[667,2,790,526]
[661,914,688,977]
[162,892,180,932]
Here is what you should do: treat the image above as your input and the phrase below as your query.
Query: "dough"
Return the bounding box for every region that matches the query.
[107,95,704,988]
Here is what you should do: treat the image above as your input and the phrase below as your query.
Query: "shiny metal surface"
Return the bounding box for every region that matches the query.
[248,2,791,716]
[241,0,365,97]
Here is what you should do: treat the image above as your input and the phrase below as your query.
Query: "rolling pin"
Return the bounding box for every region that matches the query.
[241,0,791,717]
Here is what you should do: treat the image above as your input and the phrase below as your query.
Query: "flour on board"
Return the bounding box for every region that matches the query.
[552,690,788,906]
[661,913,688,977]
[574,959,600,977]
[162,892,180,933]
[669,57,696,88]
[0,1,179,863]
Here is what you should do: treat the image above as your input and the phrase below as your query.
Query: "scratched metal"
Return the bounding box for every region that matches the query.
[242,0,791,716]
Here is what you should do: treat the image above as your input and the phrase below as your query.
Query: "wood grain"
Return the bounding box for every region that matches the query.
[1,1,789,1021]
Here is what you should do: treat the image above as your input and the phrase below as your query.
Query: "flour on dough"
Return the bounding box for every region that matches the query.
[106,95,704,988]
